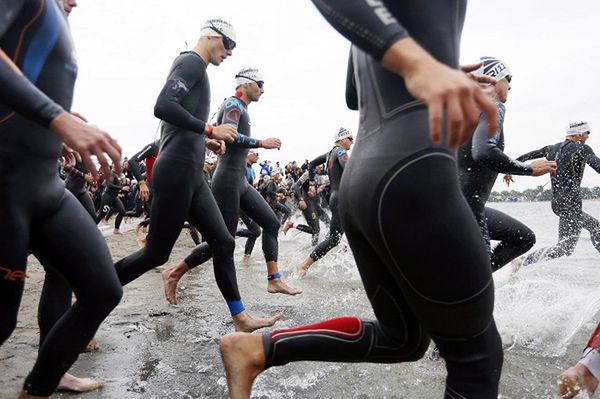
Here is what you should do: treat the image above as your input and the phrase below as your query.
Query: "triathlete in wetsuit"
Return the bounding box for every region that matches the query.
[295,127,352,277]
[161,68,301,305]
[458,57,556,271]
[113,21,279,332]
[513,121,600,265]
[220,2,506,398]
[264,171,292,225]
[94,167,126,234]
[125,139,158,220]
[64,158,94,217]
[0,1,123,396]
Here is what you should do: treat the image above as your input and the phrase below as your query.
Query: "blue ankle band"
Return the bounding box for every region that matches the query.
[267,272,282,280]
[227,300,245,316]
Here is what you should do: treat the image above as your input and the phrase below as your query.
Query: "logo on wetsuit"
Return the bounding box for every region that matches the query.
[365,0,397,25]
[0,266,27,282]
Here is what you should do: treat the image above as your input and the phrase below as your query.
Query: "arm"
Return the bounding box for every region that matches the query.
[336,148,349,170]
[308,153,327,180]
[345,48,358,110]
[127,141,158,182]
[0,0,65,128]
[516,146,550,162]
[154,54,209,134]
[471,107,532,176]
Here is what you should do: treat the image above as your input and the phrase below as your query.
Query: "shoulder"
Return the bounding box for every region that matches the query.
[224,97,244,111]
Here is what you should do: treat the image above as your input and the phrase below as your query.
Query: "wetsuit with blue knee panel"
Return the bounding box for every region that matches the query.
[261,2,503,397]
[113,51,246,316]
[516,140,600,264]
[458,102,536,271]
[308,146,347,261]
[0,1,123,395]
[181,94,282,276]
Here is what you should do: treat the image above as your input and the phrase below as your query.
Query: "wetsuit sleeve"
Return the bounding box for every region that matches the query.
[345,49,358,110]
[516,146,550,162]
[220,98,261,148]
[471,107,532,176]
[292,171,310,200]
[154,54,208,134]
[336,148,349,170]
[0,1,65,127]
[127,141,158,182]
[308,154,327,180]
[584,145,600,174]
[310,0,409,61]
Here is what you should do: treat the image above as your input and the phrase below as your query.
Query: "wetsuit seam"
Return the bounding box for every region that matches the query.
[377,151,494,306]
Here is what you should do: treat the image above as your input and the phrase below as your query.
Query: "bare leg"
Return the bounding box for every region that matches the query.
[294,256,314,279]
[266,261,301,295]
[84,337,99,352]
[220,332,266,399]
[233,311,282,333]
[161,261,190,305]
[242,255,251,267]
[282,221,293,235]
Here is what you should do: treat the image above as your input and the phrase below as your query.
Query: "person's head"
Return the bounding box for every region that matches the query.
[566,121,591,143]
[62,0,77,16]
[334,127,354,150]
[198,19,236,66]
[247,150,259,165]
[272,171,281,182]
[315,165,323,175]
[204,153,218,171]
[235,68,264,102]
[474,56,512,103]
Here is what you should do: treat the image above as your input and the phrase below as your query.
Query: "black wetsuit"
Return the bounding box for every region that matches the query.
[113,52,247,315]
[261,2,502,398]
[293,169,331,246]
[236,163,262,257]
[180,94,282,275]
[264,179,291,224]
[0,1,122,395]
[517,140,600,264]
[94,171,125,229]
[457,102,536,271]
[64,161,95,217]
[307,146,347,261]
[124,140,159,219]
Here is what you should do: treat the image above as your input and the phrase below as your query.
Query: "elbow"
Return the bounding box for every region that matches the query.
[153,101,168,120]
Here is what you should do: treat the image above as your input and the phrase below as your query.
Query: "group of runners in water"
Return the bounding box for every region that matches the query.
[0,0,598,398]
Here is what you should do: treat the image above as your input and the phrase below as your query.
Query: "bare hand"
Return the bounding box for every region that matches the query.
[262,137,282,150]
[461,62,497,86]
[383,38,498,147]
[70,111,88,123]
[206,139,226,155]
[503,174,514,187]
[138,180,150,201]
[298,200,307,210]
[210,124,237,143]
[530,160,557,177]
[50,112,122,178]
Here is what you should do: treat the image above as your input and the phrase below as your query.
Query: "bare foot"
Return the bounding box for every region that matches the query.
[233,311,282,333]
[136,236,147,248]
[161,263,188,305]
[57,372,104,392]
[282,221,293,235]
[242,255,251,267]
[220,332,266,399]
[113,229,122,235]
[267,278,302,295]
[84,337,99,352]
[134,223,142,233]
[558,363,598,398]
[18,393,48,399]
[509,258,523,276]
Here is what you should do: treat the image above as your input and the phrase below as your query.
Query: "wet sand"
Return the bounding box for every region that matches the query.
[0,214,597,398]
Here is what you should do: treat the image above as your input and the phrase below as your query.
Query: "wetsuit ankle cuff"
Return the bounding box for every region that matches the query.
[227,300,245,316]
[267,272,281,280]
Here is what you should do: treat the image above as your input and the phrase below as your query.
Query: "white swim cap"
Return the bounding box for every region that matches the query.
[474,56,511,82]
[566,121,590,136]
[200,18,236,43]
[334,127,353,142]
[235,68,264,87]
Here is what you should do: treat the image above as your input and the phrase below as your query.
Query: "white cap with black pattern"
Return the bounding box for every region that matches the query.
[200,18,236,42]
[334,127,353,142]
[566,121,591,136]
[474,56,511,82]
[235,68,264,87]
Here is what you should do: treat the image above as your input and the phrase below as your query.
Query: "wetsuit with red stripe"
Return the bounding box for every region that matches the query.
[0,0,122,395]
[261,1,503,398]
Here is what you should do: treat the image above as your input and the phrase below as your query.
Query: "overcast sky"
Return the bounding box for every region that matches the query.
[69,1,600,191]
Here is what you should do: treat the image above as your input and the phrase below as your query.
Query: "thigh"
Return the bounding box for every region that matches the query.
[189,182,233,244]
[240,185,279,230]
[212,182,241,235]
[486,206,532,242]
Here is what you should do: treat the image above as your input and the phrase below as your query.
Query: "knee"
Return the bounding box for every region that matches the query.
[521,229,536,250]
[88,282,123,315]
[213,235,235,256]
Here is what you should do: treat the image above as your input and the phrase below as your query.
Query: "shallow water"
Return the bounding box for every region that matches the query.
[1,201,599,398]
